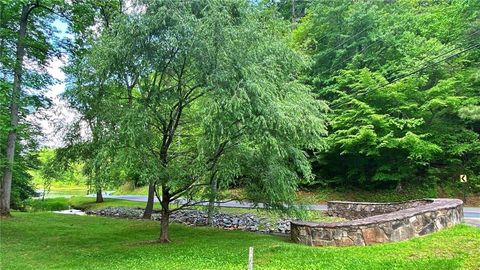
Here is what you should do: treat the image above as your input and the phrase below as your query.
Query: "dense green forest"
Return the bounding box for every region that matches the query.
[294,0,480,193]
[1,0,479,240]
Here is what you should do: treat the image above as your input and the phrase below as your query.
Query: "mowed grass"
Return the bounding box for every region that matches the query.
[69,197,161,210]
[25,197,160,212]
[1,213,479,270]
[114,183,150,195]
[35,181,89,197]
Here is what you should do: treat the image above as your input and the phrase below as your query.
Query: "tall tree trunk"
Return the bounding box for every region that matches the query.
[96,189,104,203]
[1,5,31,217]
[159,186,171,243]
[142,183,155,219]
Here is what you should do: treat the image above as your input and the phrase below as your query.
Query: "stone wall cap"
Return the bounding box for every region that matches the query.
[326,199,432,206]
[292,198,463,228]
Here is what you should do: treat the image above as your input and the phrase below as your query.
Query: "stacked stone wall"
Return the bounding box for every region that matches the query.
[291,199,463,246]
[327,200,431,219]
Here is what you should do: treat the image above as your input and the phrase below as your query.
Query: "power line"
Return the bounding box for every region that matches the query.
[330,27,480,75]
[420,29,480,64]
[341,41,480,102]
[384,42,480,86]
[387,29,480,82]
[330,42,479,110]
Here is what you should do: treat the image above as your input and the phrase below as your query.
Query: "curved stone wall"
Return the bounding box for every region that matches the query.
[327,199,431,220]
[291,199,463,246]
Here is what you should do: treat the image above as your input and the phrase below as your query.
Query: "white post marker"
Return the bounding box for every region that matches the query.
[460,174,468,204]
[248,246,254,270]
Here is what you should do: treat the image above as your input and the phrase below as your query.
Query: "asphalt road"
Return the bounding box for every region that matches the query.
[92,194,480,226]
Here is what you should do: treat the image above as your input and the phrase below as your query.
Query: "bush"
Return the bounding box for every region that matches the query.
[25,198,70,212]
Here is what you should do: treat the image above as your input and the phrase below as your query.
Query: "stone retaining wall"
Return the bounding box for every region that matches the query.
[85,207,292,234]
[291,199,463,246]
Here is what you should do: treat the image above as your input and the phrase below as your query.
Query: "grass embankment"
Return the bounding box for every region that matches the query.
[1,212,479,270]
[35,181,146,196]
[114,183,150,195]
[295,187,480,207]
[115,186,480,206]
[33,181,88,197]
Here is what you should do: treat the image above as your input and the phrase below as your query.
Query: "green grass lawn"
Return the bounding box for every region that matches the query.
[1,212,479,270]
[113,183,150,195]
[25,197,159,212]
[33,181,89,197]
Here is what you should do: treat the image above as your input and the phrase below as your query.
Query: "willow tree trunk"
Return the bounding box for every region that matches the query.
[207,176,217,226]
[96,189,104,203]
[142,183,155,219]
[159,209,170,243]
[159,187,171,243]
[1,5,30,217]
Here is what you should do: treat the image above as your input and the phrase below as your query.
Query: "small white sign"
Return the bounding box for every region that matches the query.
[460,175,467,183]
[248,247,254,270]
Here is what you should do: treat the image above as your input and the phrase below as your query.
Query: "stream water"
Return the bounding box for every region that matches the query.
[52,209,86,215]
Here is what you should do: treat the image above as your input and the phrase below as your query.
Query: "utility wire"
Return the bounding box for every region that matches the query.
[387,29,480,82]
[419,29,480,64]
[384,42,480,86]
[330,28,480,75]
[331,42,480,110]
[345,41,480,99]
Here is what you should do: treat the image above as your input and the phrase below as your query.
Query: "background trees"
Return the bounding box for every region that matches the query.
[60,0,124,203]
[292,0,480,193]
[0,0,64,215]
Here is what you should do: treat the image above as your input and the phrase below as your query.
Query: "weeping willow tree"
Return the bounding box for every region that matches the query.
[65,0,328,242]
